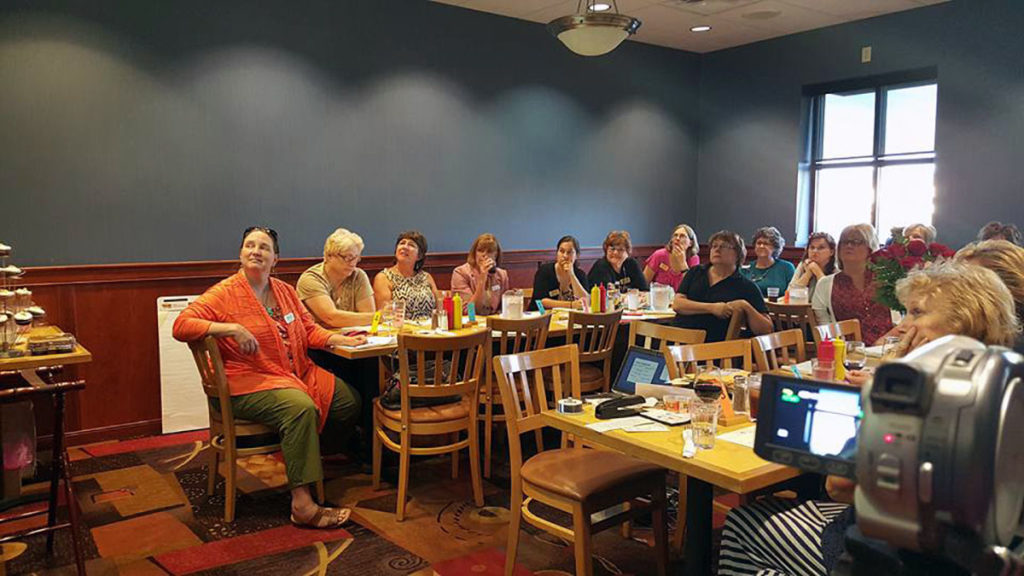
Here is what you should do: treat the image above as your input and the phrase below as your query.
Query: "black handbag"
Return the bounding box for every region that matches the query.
[379,356,461,411]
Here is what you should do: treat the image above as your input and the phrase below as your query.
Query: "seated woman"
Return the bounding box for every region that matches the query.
[173,226,367,528]
[788,231,836,298]
[977,220,1022,245]
[719,261,1019,576]
[373,230,439,321]
[672,230,773,342]
[956,239,1024,352]
[451,233,510,316]
[741,226,795,297]
[587,230,649,292]
[532,235,589,310]
[298,228,375,328]
[811,224,893,345]
[643,224,699,288]
[903,222,937,244]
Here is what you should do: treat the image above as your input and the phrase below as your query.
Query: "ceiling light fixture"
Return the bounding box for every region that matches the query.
[590,3,611,11]
[690,25,712,32]
[548,0,642,57]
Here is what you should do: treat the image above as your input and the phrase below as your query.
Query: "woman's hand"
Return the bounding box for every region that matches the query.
[825,475,856,504]
[327,333,367,349]
[231,323,259,355]
[478,255,496,276]
[899,325,930,354]
[669,244,688,273]
[846,369,872,387]
[555,260,573,284]
[711,302,733,319]
[806,260,825,279]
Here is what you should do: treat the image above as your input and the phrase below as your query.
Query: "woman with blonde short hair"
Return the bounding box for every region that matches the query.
[955,239,1024,351]
[451,233,510,316]
[902,223,937,244]
[298,228,376,328]
[811,223,894,344]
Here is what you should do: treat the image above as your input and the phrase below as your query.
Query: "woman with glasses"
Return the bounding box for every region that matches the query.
[672,230,773,342]
[741,226,795,297]
[373,230,439,320]
[788,231,837,298]
[451,233,510,316]
[587,230,649,292]
[532,235,590,310]
[173,226,366,529]
[811,224,894,344]
[298,228,375,328]
[643,224,700,288]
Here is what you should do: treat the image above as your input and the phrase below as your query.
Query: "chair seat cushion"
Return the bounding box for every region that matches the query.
[521,448,662,502]
[579,363,606,391]
[375,397,472,423]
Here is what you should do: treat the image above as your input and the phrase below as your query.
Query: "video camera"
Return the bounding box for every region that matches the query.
[754,336,1024,575]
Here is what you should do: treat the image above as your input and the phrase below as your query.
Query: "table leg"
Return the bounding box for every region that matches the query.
[683,476,713,576]
[45,390,65,554]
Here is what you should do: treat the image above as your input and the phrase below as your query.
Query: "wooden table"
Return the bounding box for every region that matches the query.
[540,405,799,576]
[0,325,90,574]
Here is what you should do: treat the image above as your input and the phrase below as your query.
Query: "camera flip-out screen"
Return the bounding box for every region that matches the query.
[754,374,863,479]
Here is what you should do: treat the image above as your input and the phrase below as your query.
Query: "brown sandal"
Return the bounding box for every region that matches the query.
[290,506,351,529]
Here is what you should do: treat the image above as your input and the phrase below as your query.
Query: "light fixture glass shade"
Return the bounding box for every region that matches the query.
[547,13,641,57]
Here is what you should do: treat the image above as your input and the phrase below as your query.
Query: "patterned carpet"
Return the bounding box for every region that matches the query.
[0,431,683,575]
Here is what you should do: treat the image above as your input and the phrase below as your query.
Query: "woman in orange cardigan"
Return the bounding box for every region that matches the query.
[173,226,366,528]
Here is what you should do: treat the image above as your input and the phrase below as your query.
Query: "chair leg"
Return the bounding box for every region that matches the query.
[620,501,632,539]
[672,475,687,554]
[483,395,494,479]
[504,486,524,576]
[572,501,594,576]
[451,432,459,480]
[652,485,669,576]
[371,413,382,491]
[224,447,237,523]
[468,422,484,507]
[396,431,411,522]
[207,447,219,496]
[61,452,86,576]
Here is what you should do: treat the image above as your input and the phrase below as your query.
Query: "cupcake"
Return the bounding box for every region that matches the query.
[0,243,10,257]
[0,265,22,277]
[13,311,32,325]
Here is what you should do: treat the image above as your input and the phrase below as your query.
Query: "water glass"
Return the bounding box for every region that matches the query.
[882,336,902,359]
[650,283,674,311]
[691,402,719,449]
[663,394,685,413]
[789,286,809,304]
[766,286,780,300]
[812,358,835,381]
[389,300,406,331]
[502,290,524,319]
[844,341,867,371]
[626,289,640,310]
[731,375,750,415]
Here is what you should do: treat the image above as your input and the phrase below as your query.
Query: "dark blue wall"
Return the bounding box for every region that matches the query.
[696,0,1024,249]
[0,0,701,265]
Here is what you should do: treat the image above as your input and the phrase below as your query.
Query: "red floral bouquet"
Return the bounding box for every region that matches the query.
[869,227,955,312]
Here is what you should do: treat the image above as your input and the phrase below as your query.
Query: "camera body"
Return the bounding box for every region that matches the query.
[755,335,1024,571]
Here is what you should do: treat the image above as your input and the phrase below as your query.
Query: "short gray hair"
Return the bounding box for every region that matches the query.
[752,226,785,259]
[903,223,937,244]
[837,223,879,270]
[323,228,364,258]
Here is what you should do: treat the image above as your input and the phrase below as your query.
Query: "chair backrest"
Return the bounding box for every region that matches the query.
[812,319,863,347]
[493,345,581,472]
[627,320,705,352]
[765,302,814,333]
[752,329,808,372]
[487,314,550,357]
[664,340,752,378]
[725,309,747,340]
[396,330,488,418]
[187,337,233,427]
[566,310,622,364]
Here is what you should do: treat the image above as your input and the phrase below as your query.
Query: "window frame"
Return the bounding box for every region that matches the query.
[804,67,938,237]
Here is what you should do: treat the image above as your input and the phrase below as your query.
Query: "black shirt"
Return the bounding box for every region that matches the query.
[532,262,590,309]
[673,264,767,342]
[587,257,649,292]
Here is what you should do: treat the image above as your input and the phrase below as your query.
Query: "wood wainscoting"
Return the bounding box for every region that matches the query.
[16,244,802,446]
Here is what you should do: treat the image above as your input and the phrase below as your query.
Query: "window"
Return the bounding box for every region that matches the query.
[806,73,937,242]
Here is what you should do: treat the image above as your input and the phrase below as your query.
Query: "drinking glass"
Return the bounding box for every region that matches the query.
[626,289,640,310]
[731,375,750,415]
[389,300,406,332]
[844,341,867,371]
[812,358,835,381]
[663,394,685,413]
[502,290,523,319]
[882,336,902,359]
[766,287,780,300]
[691,401,719,449]
[789,286,809,304]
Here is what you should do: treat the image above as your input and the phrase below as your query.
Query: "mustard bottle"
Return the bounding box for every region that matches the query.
[452,293,463,330]
[833,338,846,381]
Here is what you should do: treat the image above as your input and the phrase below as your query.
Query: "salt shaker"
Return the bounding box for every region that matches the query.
[732,375,751,415]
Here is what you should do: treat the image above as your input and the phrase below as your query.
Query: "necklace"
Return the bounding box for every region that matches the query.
[745,262,774,284]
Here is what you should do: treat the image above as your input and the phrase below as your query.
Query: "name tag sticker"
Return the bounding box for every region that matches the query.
[284,312,295,324]
[548,289,560,297]
[659,263,670,272]
[491,284,501,292]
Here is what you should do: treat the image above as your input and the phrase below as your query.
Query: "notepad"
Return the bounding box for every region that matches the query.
[717,426,757,448]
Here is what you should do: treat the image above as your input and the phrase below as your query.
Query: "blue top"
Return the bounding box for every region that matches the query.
[741,259,796,297]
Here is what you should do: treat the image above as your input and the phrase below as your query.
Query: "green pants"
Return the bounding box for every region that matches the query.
[229,378,361,488]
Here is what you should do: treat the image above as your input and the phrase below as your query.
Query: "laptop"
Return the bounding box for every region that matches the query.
[611,346,673,395]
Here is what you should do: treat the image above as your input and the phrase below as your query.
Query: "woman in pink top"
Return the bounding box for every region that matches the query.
[451,233,510,316]
[644,224,700,289]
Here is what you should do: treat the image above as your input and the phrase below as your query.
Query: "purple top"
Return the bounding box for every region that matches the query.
[645,248,701,289]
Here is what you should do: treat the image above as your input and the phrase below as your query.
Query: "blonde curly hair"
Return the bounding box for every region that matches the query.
[895,261,1019,347]
[955,239,1024,327]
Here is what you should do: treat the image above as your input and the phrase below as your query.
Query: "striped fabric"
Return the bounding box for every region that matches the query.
[718,498,853,576]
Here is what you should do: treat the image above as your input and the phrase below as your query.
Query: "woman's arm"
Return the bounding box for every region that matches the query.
[825,475,856,505]
[643,265,656,283]
[372,272,392,310]
[673,295,731,318]
[302,294,375,328]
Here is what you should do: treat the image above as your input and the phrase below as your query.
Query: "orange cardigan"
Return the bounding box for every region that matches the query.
[173,271,336,431]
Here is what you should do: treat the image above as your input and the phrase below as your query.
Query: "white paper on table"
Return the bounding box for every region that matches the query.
[865,345,885,358]
[585,416,651,433]
[793,360,813,375]
[624,422,670,433]
[344,335,396,349]
[717,427,757,448]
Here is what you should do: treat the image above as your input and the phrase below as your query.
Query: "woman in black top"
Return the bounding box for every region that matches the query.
[532,235,590,310]
[587,230,649,293]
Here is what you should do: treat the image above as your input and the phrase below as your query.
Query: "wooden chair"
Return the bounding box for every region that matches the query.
[481,314,550,478]
[188,337,324,523]
[493,345,668,576]
[752,329,808,372]
[724,308,748,340]
[812,319,863,347]
[765,301,816,352]
[372,330,488,521]
[567,311,622,393]
[627,320,705,351]
[663,340,753,378]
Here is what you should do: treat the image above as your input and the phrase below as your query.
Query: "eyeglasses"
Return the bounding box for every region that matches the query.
[710,242,736,251]
[754,240,775,248]
[840,238,867,247]
[332,253,361,264]
[607,245,628,253]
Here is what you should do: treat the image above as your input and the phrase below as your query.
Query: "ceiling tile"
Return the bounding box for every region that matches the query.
[658,0,764,17]
[777,0,921,19]
[718,0,841,34]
